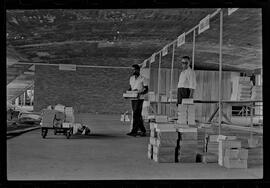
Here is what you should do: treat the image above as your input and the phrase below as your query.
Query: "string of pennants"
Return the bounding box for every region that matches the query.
[139,8,239,68]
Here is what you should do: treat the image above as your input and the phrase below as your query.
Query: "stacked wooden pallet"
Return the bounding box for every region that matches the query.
[218,139,248,168]
[123,90,138,98]
[148,122,178,163]
[177,127,198,163]
[251,85,262,100]
[177,99,195,126]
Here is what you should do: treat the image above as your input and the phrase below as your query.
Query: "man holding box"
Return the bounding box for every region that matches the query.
[126,64,149,137]
[177,56,197,106]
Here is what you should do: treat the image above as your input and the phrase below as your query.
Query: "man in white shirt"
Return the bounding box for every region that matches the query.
[177,56,197,105]
[126,64,149,137]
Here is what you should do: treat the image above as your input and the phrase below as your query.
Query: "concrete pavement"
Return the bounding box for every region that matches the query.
[7,114,263,180]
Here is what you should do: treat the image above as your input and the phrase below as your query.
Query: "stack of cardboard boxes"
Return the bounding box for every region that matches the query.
[148,123,178,163]
[251,85,262,100]
[177,127,198,163]
[231,77,253,101]
[177,99,195,126]
[123,90,138,98]
[218,139,248,168]
[204,134,219,163]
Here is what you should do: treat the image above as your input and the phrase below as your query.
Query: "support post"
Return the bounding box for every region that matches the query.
[192,30,196,70]
[218,9,223,135]
[157,52,162,114]
[169,43,176,117]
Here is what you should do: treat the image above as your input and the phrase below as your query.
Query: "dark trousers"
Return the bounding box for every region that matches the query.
[131,99,146,133]
[177,88,191,105]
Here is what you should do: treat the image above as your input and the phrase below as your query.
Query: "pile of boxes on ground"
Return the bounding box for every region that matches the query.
[147,99,198,163]
[41,104,90,135]
[148,122,198,163]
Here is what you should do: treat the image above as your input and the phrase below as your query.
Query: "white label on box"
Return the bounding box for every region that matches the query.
[198,14,210,34]
[177,33,185,47]
[59,64,76,71]
[228,8,239,16]
[178,128,197,133]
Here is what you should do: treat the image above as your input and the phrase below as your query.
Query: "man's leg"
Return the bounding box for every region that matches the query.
[130,100,140,134]
[137,100,146,134]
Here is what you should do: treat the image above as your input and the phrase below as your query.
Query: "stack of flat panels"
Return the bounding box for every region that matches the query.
[148,123,179,163]
[223,148,248,169]
[231,77,252,101]
[247,146,263,167]
[197,128,206,153]
[160,95,168,102]
[148,92,157,102]
[248,136,263,148]
[251,85,262,100]
[218,139,242,166]
[155,115,168,123]
[123,90,138,98]
[65,107,75,123]
[177,99,196,125]
[177,127,198,163]
[206,134,219,155]
[202,153,219,163]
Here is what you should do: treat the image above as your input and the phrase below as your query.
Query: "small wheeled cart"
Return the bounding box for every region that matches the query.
[41,126,73,139]
[40,109,73,139]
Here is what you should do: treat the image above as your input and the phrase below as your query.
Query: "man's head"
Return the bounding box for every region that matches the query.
[181,56,191,70]
[132,64,140,77]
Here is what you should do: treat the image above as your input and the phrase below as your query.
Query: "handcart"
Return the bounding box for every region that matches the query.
[40,109,73,139]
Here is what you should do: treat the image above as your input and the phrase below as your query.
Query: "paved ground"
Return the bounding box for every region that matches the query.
[7,114,263,180]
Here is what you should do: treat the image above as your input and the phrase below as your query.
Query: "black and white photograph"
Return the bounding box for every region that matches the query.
[6,8,263,180]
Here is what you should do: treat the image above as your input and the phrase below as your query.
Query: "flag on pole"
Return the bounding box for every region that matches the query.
[162,45,168,56]
[198,14,210,34]
[150,53,155,63]
[141,60,147,68]
[177,33,185,47]
[228,8,239,16]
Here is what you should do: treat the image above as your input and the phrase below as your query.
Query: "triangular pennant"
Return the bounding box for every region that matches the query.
[162,45,168,56]
[228,8,239,16]
[150,53,156,63]
[198,14,210,34]
[177,33,185,47]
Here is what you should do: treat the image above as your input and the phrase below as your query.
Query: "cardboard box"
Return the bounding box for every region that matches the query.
[187,105,196,125]
[178,155,196,163]
[153,145,176,155]
[123,93,138,98]
[156,138,178,147]
[218,140,242,165]
[178,127,197,133]
[161,95,168,102]
[182,99,194,104]
[153,153,175,163]
[202,153,218,163]
[223,157,247,169]
[180,140,198,147]
[62,122,72,128]
[157,131,178,140]
[155,115,168,123]
[180,132,198,140]
[224,148,248,160]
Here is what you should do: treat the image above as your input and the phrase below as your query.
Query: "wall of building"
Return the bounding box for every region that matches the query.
[34,65,132,114]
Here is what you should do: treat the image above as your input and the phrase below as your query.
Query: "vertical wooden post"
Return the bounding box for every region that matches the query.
[157,52,162,114]
[169,43,176,117]
[218,9,223,135]
[192,30,196,70]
